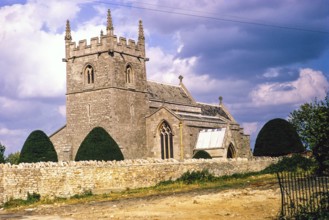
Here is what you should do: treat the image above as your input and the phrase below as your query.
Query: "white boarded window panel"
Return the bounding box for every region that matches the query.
[195,128,226,149]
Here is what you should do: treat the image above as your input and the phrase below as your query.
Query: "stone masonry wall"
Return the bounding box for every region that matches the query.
[63,33,149,161]
[0,158,279,205]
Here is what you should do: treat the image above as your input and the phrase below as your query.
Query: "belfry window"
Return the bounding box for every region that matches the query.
[159,121,173,159]
[85,65,94,84]
[126,65,133,83]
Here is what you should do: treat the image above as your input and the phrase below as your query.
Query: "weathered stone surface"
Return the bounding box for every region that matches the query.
[0,158,279,205]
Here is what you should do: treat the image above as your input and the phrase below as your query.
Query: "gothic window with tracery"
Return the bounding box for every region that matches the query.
[159,121,173,159]
[85,65,94,84]
[126,65,133,84]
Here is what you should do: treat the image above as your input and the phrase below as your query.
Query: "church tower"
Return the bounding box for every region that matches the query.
[62,10,149,160]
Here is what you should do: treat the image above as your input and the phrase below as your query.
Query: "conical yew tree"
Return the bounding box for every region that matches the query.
[254,118,304,157]
[75,127,124,161]
[19,130,58,163]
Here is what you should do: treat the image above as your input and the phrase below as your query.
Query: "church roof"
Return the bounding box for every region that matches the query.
[147,81,194,105]
[198,103,230,120]
[147,81,232,121]
[175,112,227,123]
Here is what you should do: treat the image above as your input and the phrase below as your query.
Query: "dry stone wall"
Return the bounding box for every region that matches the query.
[0,158,279,205]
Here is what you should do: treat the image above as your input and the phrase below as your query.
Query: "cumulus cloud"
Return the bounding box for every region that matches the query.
[0,0,89,154]
[0,1,80,98]
[250,68,329,106]
[137,0,329,79]
[147,46,199,84]
[146,45,251,103]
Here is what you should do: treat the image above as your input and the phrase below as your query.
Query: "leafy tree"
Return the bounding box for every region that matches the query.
[75,127,124,161]
[0,142,5,163]
[314,137,329,175]
[19,130,58,163]
[5,151,20,165]
[254,118,304,157]
[288,95,329,149]
[288,95,329,175]
[193,150,212,159]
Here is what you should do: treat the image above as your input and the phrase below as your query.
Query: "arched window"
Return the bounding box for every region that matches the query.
[159,121,173,159]
[126,65,133,83]
[85,65,94,84]
[227,143,236,158]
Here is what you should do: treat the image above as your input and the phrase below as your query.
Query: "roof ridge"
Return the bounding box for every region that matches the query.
[196,102,219,107]
[147,80,180,88]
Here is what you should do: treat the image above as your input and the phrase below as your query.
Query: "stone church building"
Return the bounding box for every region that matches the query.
[50,10,251,161]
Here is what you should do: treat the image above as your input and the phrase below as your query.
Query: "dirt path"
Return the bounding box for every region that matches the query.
[0,187,281,220]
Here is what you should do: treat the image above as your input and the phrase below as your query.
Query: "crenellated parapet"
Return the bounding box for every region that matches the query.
[65,9,146,61]
[67,34,145,60]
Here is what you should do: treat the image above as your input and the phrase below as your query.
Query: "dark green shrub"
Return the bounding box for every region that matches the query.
[193,150,212,159]
[3,192,40,208]
[27,192,41,203]
[75,127,124,161]
[19,130,58,163]
[261,154,317,174]
[71,190,93,199]
[254,118,305,157]
[176,169,215,184]
[156,178,174,186]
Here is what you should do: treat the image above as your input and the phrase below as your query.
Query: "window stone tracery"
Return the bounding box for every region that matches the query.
[85,65,94,84]
[159,121,173,159]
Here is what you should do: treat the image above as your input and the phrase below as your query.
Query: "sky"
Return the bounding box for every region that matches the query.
[0,0,328,155]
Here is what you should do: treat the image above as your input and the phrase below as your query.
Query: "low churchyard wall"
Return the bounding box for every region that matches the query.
[0,157,279,204]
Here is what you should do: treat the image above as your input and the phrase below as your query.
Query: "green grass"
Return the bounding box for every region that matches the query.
[3,192,40,208]
[70,190,93,199]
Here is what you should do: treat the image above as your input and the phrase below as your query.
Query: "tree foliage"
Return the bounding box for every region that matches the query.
[314,137,329,175]
[288,95,329,175]
[0,142,5,164]
[193,150,212,159]
[254,118,304,157]
[5,151,20,165]
[288,95,329,150]
[19,130,58,163]
[75,127,124,161]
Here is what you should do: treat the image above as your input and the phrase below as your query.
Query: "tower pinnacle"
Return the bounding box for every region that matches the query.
[107,9,114,35]
[138,20,145,42]
[65,20,72,41]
